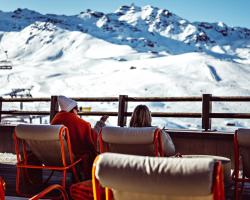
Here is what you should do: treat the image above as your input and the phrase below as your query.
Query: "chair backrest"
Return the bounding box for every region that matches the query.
[100,126,163,156]
[15,124,74,167]
[235,129,250,178]
[93,153,224,200]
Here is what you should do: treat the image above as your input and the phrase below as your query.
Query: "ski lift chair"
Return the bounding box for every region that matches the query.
[0,60,12,70]
[14,124,81,197]
[99,126,164,156]
[0,50,13,70]
[92,153,225,200]
[233,128,250,200]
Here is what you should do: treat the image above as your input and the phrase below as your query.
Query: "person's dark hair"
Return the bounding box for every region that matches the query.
[129,105,152,127]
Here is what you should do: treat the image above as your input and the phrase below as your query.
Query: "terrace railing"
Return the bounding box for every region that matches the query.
[1,94,250,131]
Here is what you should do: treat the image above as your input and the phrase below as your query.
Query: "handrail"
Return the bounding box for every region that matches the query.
[126,112,201,118]
[1,94,250,131]
[0,111,50,115]
[212,96,250,101]
[1,97,51,102]
[78,111,118,116]
[1,97,118,102]
[127,96,202,101]
[2,96,250,102]
[72,97,119,102]
[211,113,250,119]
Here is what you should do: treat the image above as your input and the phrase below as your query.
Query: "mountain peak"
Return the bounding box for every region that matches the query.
[78,9,104,19]
[115,4,141,15]
[217,21,227,27]
[0,4,249,59]
[13,8,41,16]
[142,4,157,10]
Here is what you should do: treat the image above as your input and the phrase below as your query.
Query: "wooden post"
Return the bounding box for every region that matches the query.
[50,96,59,122]
[0,97,2,123]
[202,94,212,131]
[20,102,23,110]
[117,95,128,127]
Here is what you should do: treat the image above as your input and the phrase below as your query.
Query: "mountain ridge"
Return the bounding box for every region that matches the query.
[0,4,250,60]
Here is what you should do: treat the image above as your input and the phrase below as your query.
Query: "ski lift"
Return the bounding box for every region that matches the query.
[0,49,13,70]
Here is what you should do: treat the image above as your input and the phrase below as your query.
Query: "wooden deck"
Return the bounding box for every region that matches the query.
[1,127,250,199]
[0,162,73,198]
[1,162,250,199]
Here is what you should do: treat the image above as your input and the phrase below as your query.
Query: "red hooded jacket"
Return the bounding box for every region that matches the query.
[51,111,97,157]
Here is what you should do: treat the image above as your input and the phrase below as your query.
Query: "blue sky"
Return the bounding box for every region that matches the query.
[0,0,249,28]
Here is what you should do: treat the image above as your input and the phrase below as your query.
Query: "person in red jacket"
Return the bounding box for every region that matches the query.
[51,95,108,180]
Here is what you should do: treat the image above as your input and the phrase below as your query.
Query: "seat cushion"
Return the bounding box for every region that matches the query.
[95,153,215,196]
[182,155,231,186]
[102,127,156,144]
[15,124,64,141]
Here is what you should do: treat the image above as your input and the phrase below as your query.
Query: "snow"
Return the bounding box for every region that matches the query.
[0,153,16,164]
[0,5,250,130]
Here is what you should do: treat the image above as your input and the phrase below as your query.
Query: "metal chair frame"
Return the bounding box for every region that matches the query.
[0,177,5,200]
[14,125,81,197]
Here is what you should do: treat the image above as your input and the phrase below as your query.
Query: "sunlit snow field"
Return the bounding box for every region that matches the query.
[1,46,250,131]
[1,5,250,131]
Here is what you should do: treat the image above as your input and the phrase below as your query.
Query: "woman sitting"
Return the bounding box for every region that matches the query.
[129,104,175,156]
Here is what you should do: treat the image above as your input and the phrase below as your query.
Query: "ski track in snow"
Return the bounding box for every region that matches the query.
[207,65,222,82]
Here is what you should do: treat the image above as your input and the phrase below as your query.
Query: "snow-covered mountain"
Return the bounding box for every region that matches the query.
[1,5,250,58]
[0,4,250,130]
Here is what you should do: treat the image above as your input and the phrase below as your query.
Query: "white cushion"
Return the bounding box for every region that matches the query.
[102,127,156,144]
[96,153,215,196]
[15,124,64,141]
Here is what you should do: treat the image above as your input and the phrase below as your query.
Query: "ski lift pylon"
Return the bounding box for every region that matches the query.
[0,47,13,70]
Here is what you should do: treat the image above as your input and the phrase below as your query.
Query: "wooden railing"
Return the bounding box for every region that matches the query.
[0,94,250,130]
